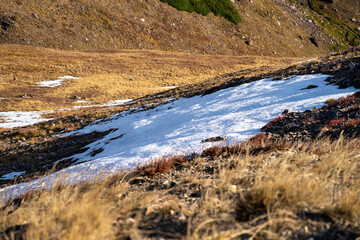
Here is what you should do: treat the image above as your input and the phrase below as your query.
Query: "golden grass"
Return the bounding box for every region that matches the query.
[0,44,302,112]
[1,137,359,239]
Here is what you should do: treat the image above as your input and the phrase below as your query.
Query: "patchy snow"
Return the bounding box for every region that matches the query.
[0,74,357,203]
[295,58,317,65]
[72,99,133,110]
[58,76,80,80]
[160,86,178,89]
[107,99,134,105]
[0,171,26,180]
[0,99,133,129]
[36,76,80,88]
[37,79,63,88]
[75,100,88,104]
[0,111,52,129]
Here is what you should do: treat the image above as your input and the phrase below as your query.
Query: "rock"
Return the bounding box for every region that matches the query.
[125,218,136,225]
[351,17,357,22]
[301,84,318,90]
[32,13,39,20]
[72,95,81,100]
[309,37,319,47]
[129,177,146,185]
[0,15,15,31]
[145,206,157,216]
[245,40,253,46]
[163,180,170,188]
[225,185,237,193]
[178,213,186,221]
[202,136,228,143]
[282,109,290,115]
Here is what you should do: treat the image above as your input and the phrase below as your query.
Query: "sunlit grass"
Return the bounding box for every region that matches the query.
[1,137,359,239]
[0,44,302,112]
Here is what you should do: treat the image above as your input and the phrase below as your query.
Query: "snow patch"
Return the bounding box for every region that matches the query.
[160,86,178,89]
[0,111,52,129]
[72,99,133,110]
[295,58,318,65]
[0,171,26,180]
[36,76,80,88]
[0,74,357,203]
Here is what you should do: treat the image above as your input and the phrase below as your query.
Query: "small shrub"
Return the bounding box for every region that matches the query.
[327,117,346,128]
[160,0,241,24]
[264,115,285,127]
[249,133,267,145]
[136,155,186,176]
[337,95,356,105]
[343,119,360,130]
[325,98,335,104]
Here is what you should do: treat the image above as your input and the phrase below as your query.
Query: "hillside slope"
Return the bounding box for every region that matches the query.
[0,0,359,56]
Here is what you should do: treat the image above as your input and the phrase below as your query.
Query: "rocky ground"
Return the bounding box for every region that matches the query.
[261,91,360,141]
[261,48,360,141]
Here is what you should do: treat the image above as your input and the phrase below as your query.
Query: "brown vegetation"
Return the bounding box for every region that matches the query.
[2,0,358,56]
[0,44,301,113]
[0,137,359,239]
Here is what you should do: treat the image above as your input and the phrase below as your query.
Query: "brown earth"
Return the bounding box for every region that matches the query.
[0,0,359,56]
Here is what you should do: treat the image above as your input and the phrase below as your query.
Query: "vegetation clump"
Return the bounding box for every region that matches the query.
[160,0,241,24]
[1,137,359,239]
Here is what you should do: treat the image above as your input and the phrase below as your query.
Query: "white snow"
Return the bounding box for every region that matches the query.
[36,76,80,88]
[160,86,178,89]
[0,111,52,129]
[72,99,133,110]
[75,100,88,104]
[0,172,26,180]
[0,74,357,203]
[295,58,318,65]
[0,99,133,129]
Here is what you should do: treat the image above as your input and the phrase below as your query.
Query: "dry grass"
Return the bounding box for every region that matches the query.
[1,137,359,239]
[0,44,301,113]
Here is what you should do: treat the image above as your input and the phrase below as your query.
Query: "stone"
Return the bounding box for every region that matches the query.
[301,84,318,90]
[282,109,290,114]
[245,40,253,46]
[202,136,228,143]
[309,37,319,47]
[125,218,136,225]
[225,185,237,193]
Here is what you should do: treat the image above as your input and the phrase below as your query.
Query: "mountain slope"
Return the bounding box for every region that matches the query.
[0,0,359,56]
